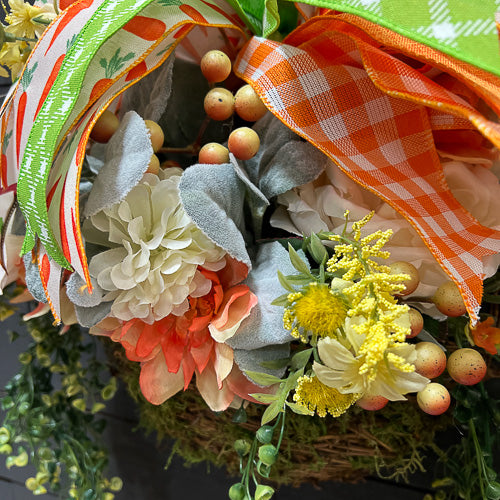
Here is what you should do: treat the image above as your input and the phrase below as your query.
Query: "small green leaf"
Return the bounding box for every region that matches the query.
[8,331,19,343]
[288,244,312,276]
[308,233,328,264]
[284,368,304,393]
[259,358,289,370]
[277,270,294,292]
[72,398,86,412]
[291,348,312,370]
[482,294,500,304]
[261,401,281,425]
[250,393,279,404]
[91,402,106,414]
[283,274,313,286]
[245,370,282,386]
[286,401,313,416]
[270,293,289,307]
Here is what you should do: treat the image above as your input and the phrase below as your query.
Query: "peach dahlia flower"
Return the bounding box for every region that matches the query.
[91,257,261,410]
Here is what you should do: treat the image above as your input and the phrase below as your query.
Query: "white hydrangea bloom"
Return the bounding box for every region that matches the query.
[86,169,225,324]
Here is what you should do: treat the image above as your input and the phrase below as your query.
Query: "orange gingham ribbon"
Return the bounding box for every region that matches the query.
[234,15,500,324]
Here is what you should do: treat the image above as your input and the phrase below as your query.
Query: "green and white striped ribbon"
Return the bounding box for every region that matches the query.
[17,0,156,269]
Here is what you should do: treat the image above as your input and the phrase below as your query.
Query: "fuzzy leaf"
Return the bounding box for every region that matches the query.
[245,370,282,386]
[286,401,313,416]
[291,348,313,370]
[288,243,312,276]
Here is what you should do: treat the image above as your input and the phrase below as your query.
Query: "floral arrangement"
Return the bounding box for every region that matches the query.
[0,1,499,499]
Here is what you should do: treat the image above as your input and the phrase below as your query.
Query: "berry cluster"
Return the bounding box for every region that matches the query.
[200,50,264,162]
[381,261,488,416]
[89,49,267,173]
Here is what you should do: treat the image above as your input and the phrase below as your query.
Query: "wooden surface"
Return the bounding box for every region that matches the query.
[0,308,437,500]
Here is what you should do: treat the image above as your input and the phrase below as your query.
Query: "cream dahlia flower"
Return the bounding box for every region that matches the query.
[86,169,226,324]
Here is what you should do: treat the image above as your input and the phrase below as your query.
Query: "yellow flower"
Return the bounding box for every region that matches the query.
[293,375,359,417]
[5,0,56,39]
[283,282,347,341]
[313,335,428,401]
[0,41,28,80]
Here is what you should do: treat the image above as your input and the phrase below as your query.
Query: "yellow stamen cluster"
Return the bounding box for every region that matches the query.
[293,375,360,417]
[283,283,347,342]
[325,211,412,381]
[386,352,415,373]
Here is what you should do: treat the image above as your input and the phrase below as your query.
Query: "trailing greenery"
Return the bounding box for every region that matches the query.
[0,310,121,499]
[115,346,448,489]
[429,383,500,500]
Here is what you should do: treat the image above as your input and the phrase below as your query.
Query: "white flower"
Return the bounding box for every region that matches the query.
[313,334,429,401]
[271,160,500,308]
[86,169,225,324]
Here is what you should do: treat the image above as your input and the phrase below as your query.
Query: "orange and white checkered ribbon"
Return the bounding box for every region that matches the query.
[235,15,500,324]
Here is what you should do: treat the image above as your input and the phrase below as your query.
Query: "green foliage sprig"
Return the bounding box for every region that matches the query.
[0,311,121,499]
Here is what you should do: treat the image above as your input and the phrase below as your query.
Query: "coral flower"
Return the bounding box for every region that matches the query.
[92,257,260,410]
[471,317,500,355]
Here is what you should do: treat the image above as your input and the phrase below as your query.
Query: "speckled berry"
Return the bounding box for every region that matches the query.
[389,261,419,296]
[356,395,388,411]
[90,110,119,143]
[447,348,486,385]
[198,143,229,164]
[414,342,446,379]
[144,120,164,152]
[204,87,234,121]
[228,127,260,160]
[432,281,467,317]
[200,50,231,83]
[417,383,450,415]
[407,308,424,338]
[234,84,268,122]
[146,154,160,175]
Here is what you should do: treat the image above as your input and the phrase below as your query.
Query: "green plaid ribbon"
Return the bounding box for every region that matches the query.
[232,0,500,76]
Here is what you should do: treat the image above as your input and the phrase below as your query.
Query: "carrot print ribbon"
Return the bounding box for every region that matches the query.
[1,0,243,320]
[234,14,500,323]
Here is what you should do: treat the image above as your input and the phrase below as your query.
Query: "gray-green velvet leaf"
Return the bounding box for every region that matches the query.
[233,344,289,379]
[83,111,153,217]
[119,56,174,123]
[74,301,112,328]
[243,113,328,199]
[66,273,104,308]
[179,163,251,268]
[22,254,47,303]
[230,154,269,239]
[226,242,295,351]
